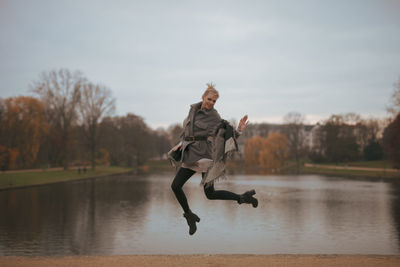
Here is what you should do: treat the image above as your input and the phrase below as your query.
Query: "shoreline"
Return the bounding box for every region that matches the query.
[304,163,400,173]
[2,169,398,193]
[1,255,399,267]
[0,170,134,192]
[299,168,400,180]
[1,159,399,192]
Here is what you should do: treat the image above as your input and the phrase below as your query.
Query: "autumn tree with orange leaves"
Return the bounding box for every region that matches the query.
[244,133,288,172]
[0,96,48,169]
[244,136,264,166]
[259,132,288,171]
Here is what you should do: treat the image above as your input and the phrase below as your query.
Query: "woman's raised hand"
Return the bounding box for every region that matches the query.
[238,115,249,132]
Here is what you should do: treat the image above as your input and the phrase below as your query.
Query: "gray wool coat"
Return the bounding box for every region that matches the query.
[181,101,222,164]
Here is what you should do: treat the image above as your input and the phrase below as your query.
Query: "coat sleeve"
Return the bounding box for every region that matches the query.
[234,128,242,139]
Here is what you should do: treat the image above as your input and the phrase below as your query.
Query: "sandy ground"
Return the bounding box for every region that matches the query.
[1,255,400,267]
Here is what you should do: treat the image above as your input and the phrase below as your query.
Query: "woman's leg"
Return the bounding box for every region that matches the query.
[203,174,258,207]
[171,167,196,213]
[203,174,240,201]
[171,167,201,235]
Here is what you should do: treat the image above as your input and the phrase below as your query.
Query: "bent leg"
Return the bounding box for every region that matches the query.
[203,181,240,202]
[171,167,196,213]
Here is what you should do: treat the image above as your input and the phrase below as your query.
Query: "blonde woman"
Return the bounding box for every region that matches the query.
[171,83,258,235]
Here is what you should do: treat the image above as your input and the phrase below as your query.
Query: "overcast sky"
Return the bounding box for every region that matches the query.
[1,0,400,128]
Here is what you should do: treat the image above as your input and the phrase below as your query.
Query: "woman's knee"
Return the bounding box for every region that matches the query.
[171,180,180,193]
[204,185,216,200]
[171,168,194,193]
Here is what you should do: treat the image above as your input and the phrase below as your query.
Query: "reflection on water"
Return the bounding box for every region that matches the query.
[0,173,399,255]
[390,181,400,252]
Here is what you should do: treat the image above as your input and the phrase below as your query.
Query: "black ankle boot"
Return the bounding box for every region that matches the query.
[238,189,258,208]
[183,211,200,235]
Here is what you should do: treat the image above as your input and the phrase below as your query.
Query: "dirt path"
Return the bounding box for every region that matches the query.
[1,255,399,267]
[304,163,400,173]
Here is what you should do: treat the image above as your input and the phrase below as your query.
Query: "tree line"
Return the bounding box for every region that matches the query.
[243,113,387,172]
[242,77,400,171]
[0,69,177,171]
[1,69,399,172]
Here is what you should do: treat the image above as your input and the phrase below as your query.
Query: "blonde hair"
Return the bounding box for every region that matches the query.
[202,82,219,98]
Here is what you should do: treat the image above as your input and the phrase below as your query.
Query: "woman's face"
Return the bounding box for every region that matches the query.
[201,93,218,110]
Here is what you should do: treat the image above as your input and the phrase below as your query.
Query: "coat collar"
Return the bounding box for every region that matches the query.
[190,101,215,113]
[190,101,202,111]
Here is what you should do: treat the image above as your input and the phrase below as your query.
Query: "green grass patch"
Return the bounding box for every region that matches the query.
[313,160,392,169]
[301,165,400,178]
[345,160,392,168]
[0,166,133,190]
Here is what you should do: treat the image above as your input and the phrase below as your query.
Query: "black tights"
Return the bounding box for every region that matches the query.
[171,167,240,213]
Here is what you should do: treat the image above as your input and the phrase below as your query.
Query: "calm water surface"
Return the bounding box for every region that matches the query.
[1,173,400,255]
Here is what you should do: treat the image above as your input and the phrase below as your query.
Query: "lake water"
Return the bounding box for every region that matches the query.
[1,172,400,255]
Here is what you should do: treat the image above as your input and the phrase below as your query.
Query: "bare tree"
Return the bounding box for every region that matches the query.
[383,113,400,169]
[283,112,306,173]
[0,98,6,146]
[343,112,362,125]
[167,123,184,146]
[320,114,360,163]
[78,82,115,170]
[31,69,83,169]
[120,114,152,167]
[99,114,154,167]
[153,128,171,159]
[387,76,400,116]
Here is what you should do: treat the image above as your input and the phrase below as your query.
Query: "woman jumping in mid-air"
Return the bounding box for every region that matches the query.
[170,83,258,235]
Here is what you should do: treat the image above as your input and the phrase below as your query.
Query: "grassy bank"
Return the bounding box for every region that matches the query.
[300,160,400,178]
[310,160,391,169]
[227,160,400,178]
[139,159,400,179]
[300,165,400,178]
[0,166,133,190]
